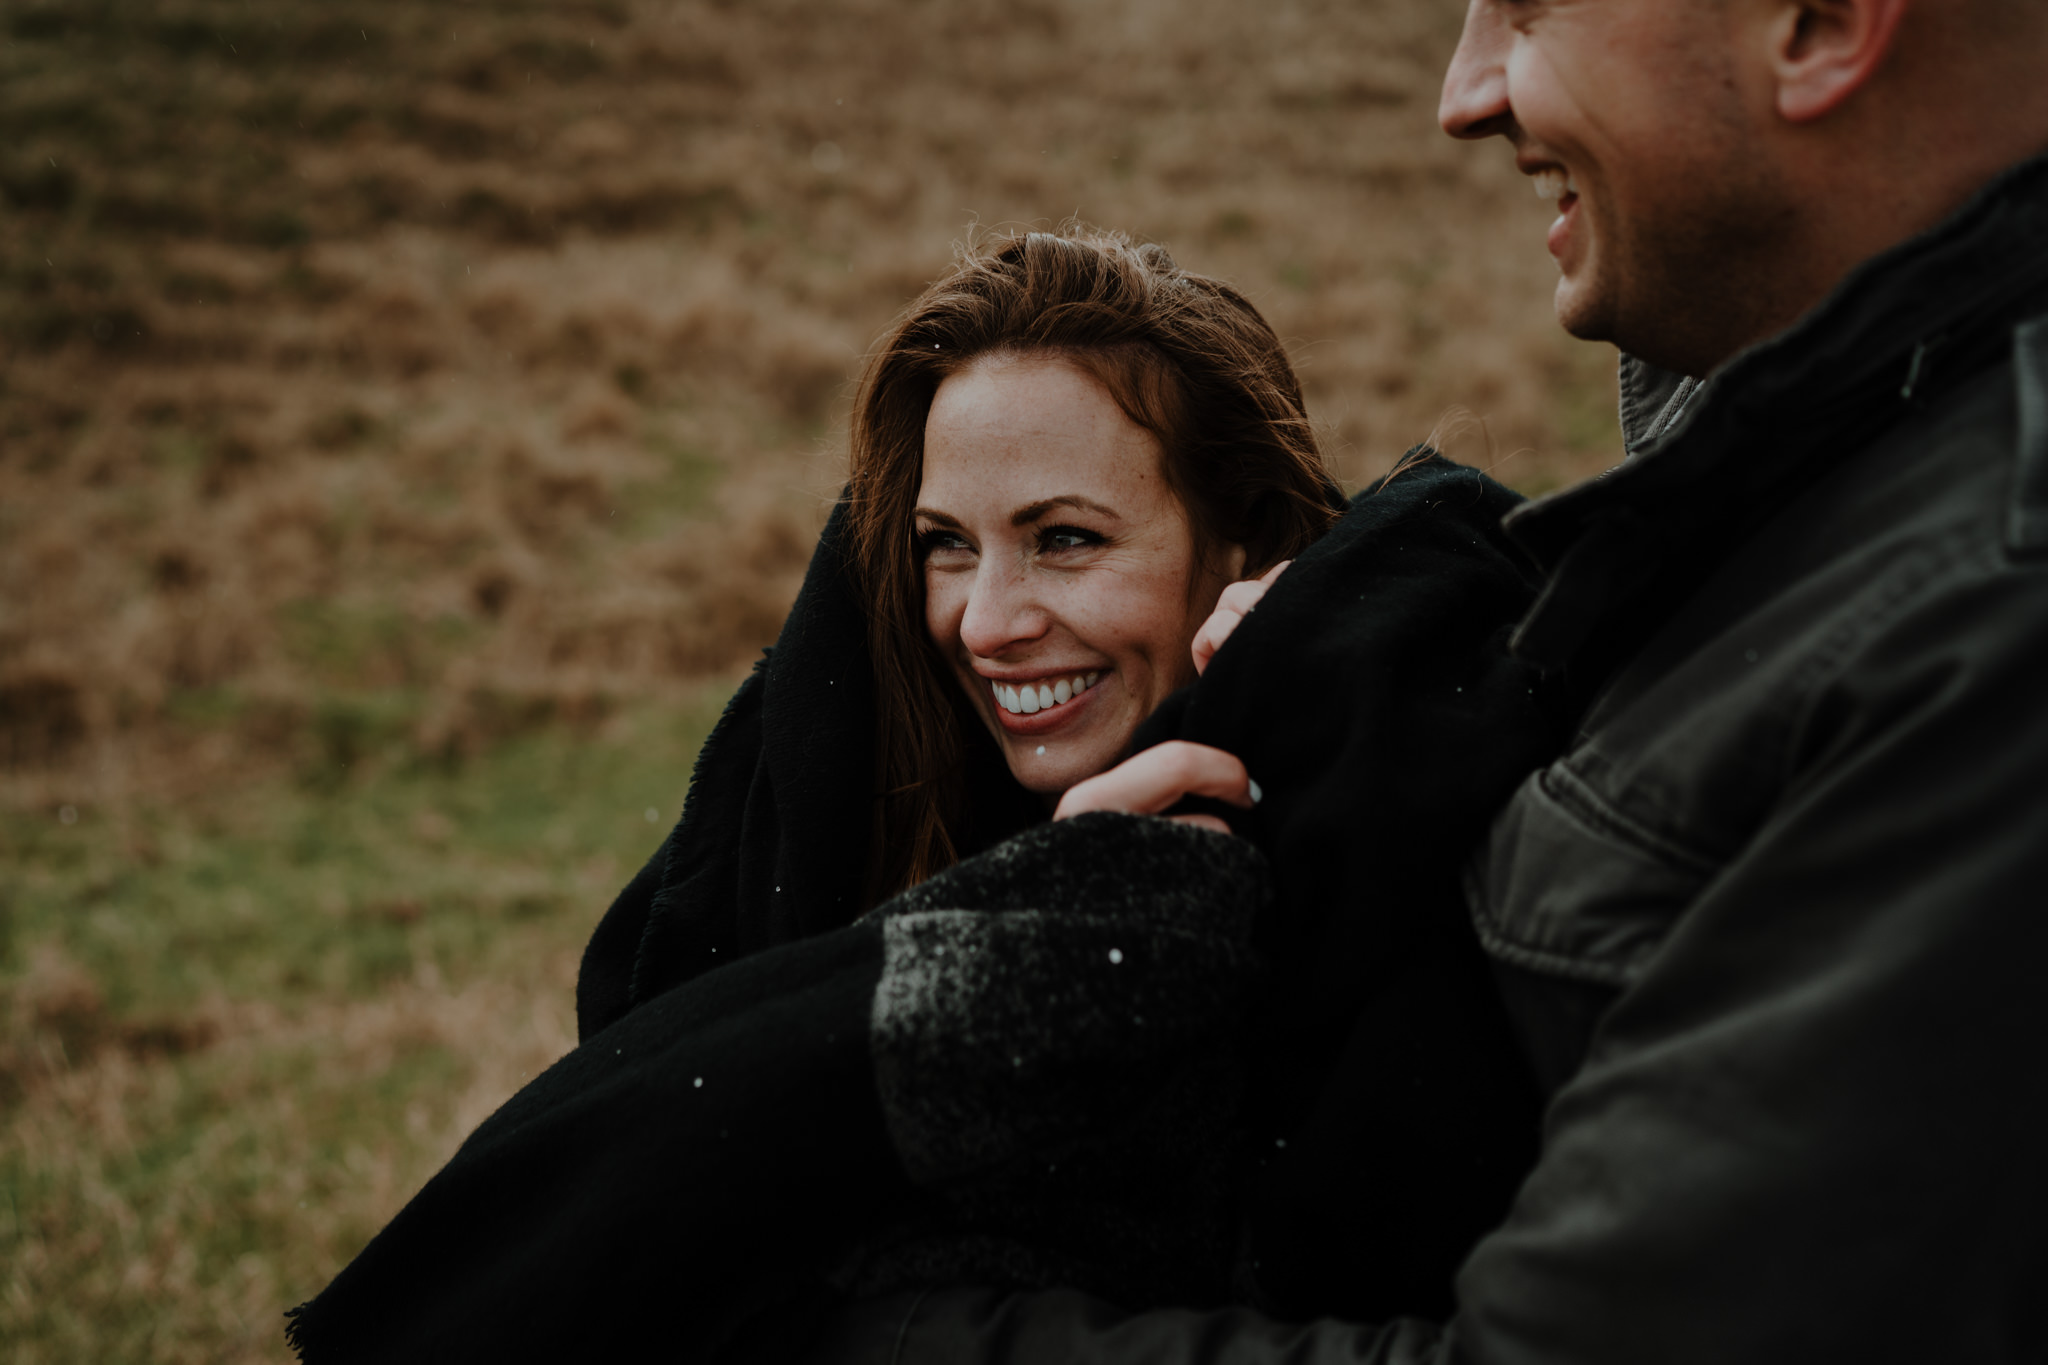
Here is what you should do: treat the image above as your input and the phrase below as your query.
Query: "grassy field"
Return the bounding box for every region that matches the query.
[2,695,728,1361]
[1,0,1623,1357]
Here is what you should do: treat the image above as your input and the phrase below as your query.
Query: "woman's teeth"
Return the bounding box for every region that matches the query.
[992,672,1101,715]
[1532,166,1578,202]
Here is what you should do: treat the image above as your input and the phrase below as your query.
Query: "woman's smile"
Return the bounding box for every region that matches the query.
[983,669,1105,731]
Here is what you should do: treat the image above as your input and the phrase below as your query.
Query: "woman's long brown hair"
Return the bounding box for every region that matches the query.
[845,227,1341,904]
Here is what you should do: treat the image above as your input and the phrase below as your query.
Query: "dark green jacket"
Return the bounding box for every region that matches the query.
[815,151,2048,1365]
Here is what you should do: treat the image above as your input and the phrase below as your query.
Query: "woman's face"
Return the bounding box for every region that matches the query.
[917,352,1242,799]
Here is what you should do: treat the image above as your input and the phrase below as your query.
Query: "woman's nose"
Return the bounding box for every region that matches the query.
[957,563,1049,659]
[1440,0,1516,140]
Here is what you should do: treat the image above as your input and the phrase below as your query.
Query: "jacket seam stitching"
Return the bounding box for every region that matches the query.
[1471,914,1639,987]
[1541,761,1723,877]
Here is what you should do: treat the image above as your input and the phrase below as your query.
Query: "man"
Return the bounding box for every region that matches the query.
[808,0,2048,1357]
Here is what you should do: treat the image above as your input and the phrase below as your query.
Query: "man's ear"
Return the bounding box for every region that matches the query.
[1770,0,1914,122]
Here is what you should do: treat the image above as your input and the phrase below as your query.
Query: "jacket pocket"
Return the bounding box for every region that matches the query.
[1467,761,1721,988]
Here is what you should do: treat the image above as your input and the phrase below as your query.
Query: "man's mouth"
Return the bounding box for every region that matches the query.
[1531,165,1582,263]
[1531,166,1578,206]
[990,671,1101,716]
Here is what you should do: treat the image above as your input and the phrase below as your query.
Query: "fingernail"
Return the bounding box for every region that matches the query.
[1247,778,1263,805]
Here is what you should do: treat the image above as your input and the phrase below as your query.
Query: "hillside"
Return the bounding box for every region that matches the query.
[1,0,1614,807]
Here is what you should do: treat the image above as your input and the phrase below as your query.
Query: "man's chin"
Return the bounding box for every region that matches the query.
[1552,274,1615,345]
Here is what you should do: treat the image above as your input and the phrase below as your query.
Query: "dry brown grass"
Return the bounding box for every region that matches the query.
[1,0,1622,1356]
[1,0,1619,808]
[9,961,579,1362]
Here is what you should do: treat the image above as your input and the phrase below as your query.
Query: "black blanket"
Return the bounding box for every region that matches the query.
[288,814,1268,1363]
[287,453,1567,1361]
[1135,455,1562,1316]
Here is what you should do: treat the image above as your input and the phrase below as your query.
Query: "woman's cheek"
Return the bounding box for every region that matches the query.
[923,573,964,651]
[1122,563,1200,683]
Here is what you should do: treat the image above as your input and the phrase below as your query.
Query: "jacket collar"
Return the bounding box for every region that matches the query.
[1504,149,2048,676]
[1616,355,1701,459]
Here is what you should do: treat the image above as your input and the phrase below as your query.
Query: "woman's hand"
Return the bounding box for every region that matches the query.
[1053,740,1257,835]
[1190,560,1290,675]
[1054,563,1286,834]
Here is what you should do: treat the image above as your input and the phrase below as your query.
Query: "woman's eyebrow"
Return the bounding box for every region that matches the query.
[1011,494,1121,526]
[912,508,963,527]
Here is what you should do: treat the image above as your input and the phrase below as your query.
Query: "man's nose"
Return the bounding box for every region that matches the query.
[957,563,1049,659]
[1440,0,1515,140]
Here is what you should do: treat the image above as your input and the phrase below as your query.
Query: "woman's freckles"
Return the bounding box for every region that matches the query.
[916,353,1226,800]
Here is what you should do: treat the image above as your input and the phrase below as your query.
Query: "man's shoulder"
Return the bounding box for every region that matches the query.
[1619,322,2047,699]
[1472,331,2048,1022]
[1771,332,2044,605]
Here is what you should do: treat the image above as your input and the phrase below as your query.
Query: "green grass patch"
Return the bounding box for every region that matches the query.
[1,691,731,1359]
[2,693,726,1021]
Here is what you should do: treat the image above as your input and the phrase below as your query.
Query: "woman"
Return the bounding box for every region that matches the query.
[848,231,1339,892]
[575,229,1341,1038]
[287,232,1559,1364]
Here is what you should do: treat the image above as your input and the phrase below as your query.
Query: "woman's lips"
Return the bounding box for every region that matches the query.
[985,670,1103,735]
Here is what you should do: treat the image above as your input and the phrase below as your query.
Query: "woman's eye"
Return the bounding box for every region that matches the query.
[1039,525,1104,553]
[918,528,973,557]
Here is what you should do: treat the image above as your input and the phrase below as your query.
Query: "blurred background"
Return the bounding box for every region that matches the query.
[0,0,1619,1357]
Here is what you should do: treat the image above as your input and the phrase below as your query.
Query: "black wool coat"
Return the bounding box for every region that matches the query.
[286,453,1567,1362]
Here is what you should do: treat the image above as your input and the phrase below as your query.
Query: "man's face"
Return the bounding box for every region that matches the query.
[1441,0,1786,374]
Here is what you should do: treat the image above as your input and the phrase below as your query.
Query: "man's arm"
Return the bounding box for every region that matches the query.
[846,566,2048,1364]
[1445,565,2048,1363]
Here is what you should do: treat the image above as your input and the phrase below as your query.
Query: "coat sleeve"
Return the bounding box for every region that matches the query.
[809,561,2048,1364]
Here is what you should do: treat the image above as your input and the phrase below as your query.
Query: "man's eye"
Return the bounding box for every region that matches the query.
[1040,525,1105,552]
